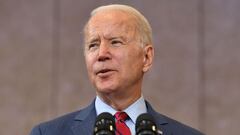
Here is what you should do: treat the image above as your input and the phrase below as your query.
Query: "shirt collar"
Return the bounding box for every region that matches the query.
[95,95,147,124]
[95,96,117,115]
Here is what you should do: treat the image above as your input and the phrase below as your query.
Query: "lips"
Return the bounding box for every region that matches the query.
[95,68,116,78]
[96,69,114,75]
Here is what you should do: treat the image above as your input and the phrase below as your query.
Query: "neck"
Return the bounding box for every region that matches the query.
[97,88,141,111]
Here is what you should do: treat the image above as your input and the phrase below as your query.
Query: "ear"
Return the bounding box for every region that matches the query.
[142,45,154,73]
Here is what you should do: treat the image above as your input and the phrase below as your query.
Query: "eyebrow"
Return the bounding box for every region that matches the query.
[86,35,128,45]
[105,36,126,41]
[86,35,100,44]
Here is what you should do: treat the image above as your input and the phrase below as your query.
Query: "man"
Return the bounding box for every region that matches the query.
[30,4,204,135]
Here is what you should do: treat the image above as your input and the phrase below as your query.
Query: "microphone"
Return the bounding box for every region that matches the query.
[93,112,116,135]
[136,113,162,135]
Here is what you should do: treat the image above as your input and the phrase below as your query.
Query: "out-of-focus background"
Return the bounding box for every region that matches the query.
[0,0,239,135]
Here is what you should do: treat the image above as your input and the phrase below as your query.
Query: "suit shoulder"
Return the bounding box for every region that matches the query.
[155,112,204,135]
[30,101,95,135]
[43,110,81,126]
[30,106,91,135]
[31,110,80,135]
[146,101,204,135]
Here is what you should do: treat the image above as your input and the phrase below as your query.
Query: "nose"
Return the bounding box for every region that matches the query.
[97,42,111,61]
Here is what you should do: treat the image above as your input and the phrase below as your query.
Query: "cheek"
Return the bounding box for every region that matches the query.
[118,50,144,72]
[126,49,144,64]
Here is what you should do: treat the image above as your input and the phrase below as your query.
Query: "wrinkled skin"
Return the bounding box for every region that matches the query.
[84,10,154,110]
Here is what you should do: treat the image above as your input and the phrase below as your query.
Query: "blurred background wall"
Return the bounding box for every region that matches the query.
[0,0,239,135]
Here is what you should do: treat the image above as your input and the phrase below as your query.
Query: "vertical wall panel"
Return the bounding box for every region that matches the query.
[142,0,200,129]
[1,0,240,135]
[0,0,53,135]
[204,0,240,134]
[55,0,96,115]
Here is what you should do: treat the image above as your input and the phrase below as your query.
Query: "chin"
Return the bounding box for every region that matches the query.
[95,80,115,89]
[96,85,118,94]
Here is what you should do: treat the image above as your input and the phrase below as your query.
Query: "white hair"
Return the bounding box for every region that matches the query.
[85,4,153,46]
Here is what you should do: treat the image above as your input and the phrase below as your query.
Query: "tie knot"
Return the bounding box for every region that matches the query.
[114,112,129,121]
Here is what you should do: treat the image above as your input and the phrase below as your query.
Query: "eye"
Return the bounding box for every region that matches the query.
[89,43,97,48]
[111,40,124,46]
[88,42,99,51]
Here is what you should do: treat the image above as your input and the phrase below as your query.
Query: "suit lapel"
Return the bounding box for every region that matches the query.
[71,100,97,135]
[146,101,172,135]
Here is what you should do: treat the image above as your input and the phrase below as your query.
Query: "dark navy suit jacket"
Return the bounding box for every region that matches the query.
[30,100,204,135]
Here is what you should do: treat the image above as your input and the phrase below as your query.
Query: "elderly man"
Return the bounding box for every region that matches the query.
[30,4,203,135]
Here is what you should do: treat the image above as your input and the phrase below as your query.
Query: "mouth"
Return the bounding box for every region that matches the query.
[96,69,115,77]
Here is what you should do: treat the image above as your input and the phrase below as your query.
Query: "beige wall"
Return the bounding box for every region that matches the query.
[0,0,239,135]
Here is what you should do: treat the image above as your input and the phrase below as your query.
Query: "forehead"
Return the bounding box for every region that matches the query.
[85,10,137,40]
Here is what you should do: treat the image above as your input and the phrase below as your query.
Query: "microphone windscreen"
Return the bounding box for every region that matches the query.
[96,112,115,123]
[94,112,115,135]
[136,113,158,135]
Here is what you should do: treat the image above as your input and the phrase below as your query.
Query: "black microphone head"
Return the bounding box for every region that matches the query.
[94,112,116,135]
[136,113,158,135]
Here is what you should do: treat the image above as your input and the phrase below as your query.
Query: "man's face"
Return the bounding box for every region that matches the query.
[84,10,151,95]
